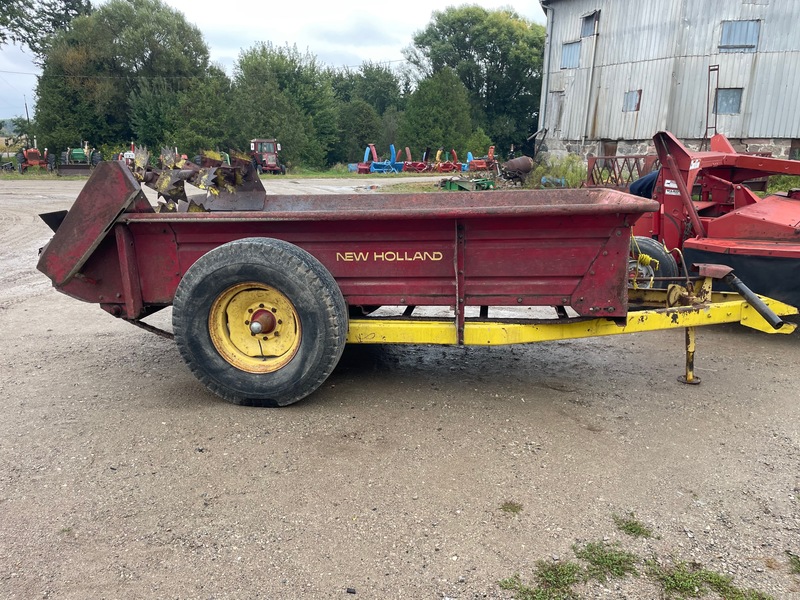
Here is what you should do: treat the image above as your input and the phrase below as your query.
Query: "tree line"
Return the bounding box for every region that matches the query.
[3,0,545,168]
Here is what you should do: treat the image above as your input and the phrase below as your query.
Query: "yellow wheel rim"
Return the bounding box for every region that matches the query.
[208,282,301,373]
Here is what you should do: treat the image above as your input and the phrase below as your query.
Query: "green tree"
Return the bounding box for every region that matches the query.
[9,116,34,144]
[0,1,23,46]
[1,0,92,61]
[330,99,381,164]
[405,6,545,153]
[229,62,313,169]
[464,127,494,157]
[171,65,233,156]
[128,78,180,149]
[330,67,357,103]
[378,106,403,153]
[354,61,403,116]
[230,43,338,167]
[34,0,209,153]
[398,68,472,157]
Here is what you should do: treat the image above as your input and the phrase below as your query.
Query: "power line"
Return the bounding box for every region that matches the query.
[0,69,39,76]
[0,56,411,80]
[0,69,204,80]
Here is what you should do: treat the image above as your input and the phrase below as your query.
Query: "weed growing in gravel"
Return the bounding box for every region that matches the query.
[613,512,654,538]
[499,561,583,600]
[646,560,773,600]
[573,541,639,581]
[500,500,524,515]
[646,560,706,597]
[499,513,776,599]
[787,551,800,575]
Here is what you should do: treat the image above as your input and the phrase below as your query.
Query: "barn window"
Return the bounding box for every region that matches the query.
[719,20,760,52]
[581,11,599,37]
[714,88,743,114]
[622,90,642,112]
[561,41,580,69]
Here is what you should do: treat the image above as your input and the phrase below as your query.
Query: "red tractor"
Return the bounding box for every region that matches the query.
[16,146,54,173]
[250,138,285,175]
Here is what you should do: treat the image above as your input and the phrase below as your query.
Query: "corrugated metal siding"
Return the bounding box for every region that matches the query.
[542,0,800,141]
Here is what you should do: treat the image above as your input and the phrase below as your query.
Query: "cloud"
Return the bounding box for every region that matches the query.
[308,18,406,48]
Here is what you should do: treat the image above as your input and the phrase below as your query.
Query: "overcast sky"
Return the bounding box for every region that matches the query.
[0,1,545,119]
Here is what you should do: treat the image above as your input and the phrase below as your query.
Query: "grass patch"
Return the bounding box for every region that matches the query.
[379,181,441,193]
[499,500,524,515]
[0,170,62,180]
[647,561,773,599]
[573,541,638,581]
[613,512,654,538]
[787,551,800,575]
[284,164,359,178]
[499,561,583,600]
[534,560,583,591]
[647,561,708,598]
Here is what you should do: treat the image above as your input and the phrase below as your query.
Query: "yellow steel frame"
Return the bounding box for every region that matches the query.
[346,277,797,385]
[347,293,797,346]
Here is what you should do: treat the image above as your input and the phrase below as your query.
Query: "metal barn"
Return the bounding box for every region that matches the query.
[538,0,800,158]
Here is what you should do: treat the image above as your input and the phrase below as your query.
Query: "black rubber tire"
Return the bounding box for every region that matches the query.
[16,151,24,174]
[629,236,679,289]
[172,238,348,407]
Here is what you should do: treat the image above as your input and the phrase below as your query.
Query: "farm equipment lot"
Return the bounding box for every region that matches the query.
[1,178,799,598]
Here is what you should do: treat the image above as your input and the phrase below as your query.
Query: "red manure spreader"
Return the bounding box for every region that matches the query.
[37,154,797,406]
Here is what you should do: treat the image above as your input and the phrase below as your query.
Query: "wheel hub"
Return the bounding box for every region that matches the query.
[249,309,277,335]
[628,258,656,288]
[208,282,301,373]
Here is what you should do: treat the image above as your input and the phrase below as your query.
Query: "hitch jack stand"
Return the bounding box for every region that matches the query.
[678,326,701,385]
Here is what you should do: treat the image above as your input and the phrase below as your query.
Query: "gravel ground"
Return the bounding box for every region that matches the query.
[1,176,799,599]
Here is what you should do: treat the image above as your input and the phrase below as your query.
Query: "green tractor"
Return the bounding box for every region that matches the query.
[58,142,102,176]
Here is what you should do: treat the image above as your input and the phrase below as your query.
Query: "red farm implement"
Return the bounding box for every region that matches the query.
[604,132,800,309]
[37,157,796,407]
[402,146,430,173]
[432,148,462,173]
[468,146,498,173]
[355,144,377,174]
